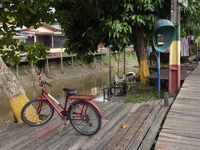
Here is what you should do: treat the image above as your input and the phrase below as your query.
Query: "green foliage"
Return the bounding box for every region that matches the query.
[18,65,29,76]
[102,54,115,66]
[1,41,49,66]
[181,0,200,38]
[54,0,171,58]
[1,0,200,67]
[0,0,54,66]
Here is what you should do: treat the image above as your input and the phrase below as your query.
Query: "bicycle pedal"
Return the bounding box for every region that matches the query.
[64,120,70,125]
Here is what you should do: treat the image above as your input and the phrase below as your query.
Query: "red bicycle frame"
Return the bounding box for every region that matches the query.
[36,88,103,121]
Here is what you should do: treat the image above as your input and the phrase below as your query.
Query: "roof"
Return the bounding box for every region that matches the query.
[15,23,62,32]
[15,23,63,35]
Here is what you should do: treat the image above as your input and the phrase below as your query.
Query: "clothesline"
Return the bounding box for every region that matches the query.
[146,36,196,57]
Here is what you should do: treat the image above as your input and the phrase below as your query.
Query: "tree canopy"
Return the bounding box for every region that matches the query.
[0,0,200,65]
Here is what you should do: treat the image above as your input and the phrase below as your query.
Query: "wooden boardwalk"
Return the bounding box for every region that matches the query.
[155,64,200,150]
[0,98,173,150]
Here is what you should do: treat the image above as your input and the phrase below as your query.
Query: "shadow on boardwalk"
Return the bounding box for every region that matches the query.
[0,98,173,150]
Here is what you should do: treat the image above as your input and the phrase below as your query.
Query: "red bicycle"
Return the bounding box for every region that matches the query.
[21,71,103,136]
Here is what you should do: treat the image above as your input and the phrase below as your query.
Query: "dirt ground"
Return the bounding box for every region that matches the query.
[17,59,139,89]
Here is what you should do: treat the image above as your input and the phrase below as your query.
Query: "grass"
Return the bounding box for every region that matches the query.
[123,89,166,103]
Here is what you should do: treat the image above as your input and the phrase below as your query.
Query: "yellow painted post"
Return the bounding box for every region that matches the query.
[139,60,150,86]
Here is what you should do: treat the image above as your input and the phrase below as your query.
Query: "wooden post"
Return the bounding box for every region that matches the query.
[195,43,198,64]
[188,30,192,55]
[109,47,111,86]
[101,45,103,60]
[16,65,18,78]
[45,56,49,78]
[192,21,198,64]
[71,54,73,69]
[81,55,83,67]
[31,61,34,80]
[118,52,120,76]
[103,89,105,102]
[115,51,117,61]
[51,35,54,47]
[60,49,63,74]
[94,53,96,68]
[164,92,169,106]
[124,49,125,75]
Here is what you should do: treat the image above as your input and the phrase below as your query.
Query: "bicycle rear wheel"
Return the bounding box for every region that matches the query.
[21,99,54,126]
[68,101,101,136]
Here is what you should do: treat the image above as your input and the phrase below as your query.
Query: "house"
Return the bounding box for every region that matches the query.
[15,22,66,52]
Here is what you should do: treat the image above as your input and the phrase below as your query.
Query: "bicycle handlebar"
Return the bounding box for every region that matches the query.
[37,70,52,87]
[41,81,52,87]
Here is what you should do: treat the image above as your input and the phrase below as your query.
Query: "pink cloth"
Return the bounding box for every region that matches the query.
[29,32,32,37]
[180,37,189,56]
[162,49,170,53]
[146,47,152,55]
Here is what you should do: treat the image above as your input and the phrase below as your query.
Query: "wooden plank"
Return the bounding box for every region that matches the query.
[114,105,153,150]
[35,102,114,150]
[104,103,125,120]
[163,125,200,134]
[38,105,113,150]
[67,104,141,150]
[101,112,141,150]
[170,103,200,111]
[169,109,200,116]
[0,123,28,140]
[89,110,136,150]
[126,105,161,150]
[162,117,200,133]
[101,104,147,150]
[13,102,111,150]
[178,91,200,97]
[7,117,64,150]
[167,111,200,122]
[161,128,200,139]
[155,140,200,150]
[138,106,170,150]
[65,119,109,150]
[158,132,200,146]
[149,99,162,106]
[81,103,135,150]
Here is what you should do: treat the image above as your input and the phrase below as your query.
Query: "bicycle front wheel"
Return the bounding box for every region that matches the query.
[68,101,102,136]
[21,99,54,126]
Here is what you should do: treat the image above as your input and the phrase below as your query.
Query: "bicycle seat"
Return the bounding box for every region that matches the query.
[63,88,78,96]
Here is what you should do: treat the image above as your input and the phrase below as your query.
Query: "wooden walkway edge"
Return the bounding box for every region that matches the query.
[0,98,173,150]
[155,64,200,150]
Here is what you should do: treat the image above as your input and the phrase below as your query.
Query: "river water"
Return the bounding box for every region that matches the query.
[0,67,139,131]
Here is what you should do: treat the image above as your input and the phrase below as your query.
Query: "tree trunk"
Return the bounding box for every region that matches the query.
[0,57,30,123]
[131,26,150,86]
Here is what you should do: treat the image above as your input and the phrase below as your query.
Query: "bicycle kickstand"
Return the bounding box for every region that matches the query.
[59,120,70,134]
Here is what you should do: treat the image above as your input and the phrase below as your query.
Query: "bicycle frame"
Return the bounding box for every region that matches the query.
[36,88,103,121]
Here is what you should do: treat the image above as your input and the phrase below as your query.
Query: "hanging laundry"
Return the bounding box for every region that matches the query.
[162,49,170,53]
[180,37,184,57]
[29,32,32,37]
[146,47,152,55]
[180,37,189,56]
[184,37,189,56]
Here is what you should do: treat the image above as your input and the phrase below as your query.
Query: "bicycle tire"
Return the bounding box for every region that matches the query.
[21,99,54,126]
[68,101,102,136]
